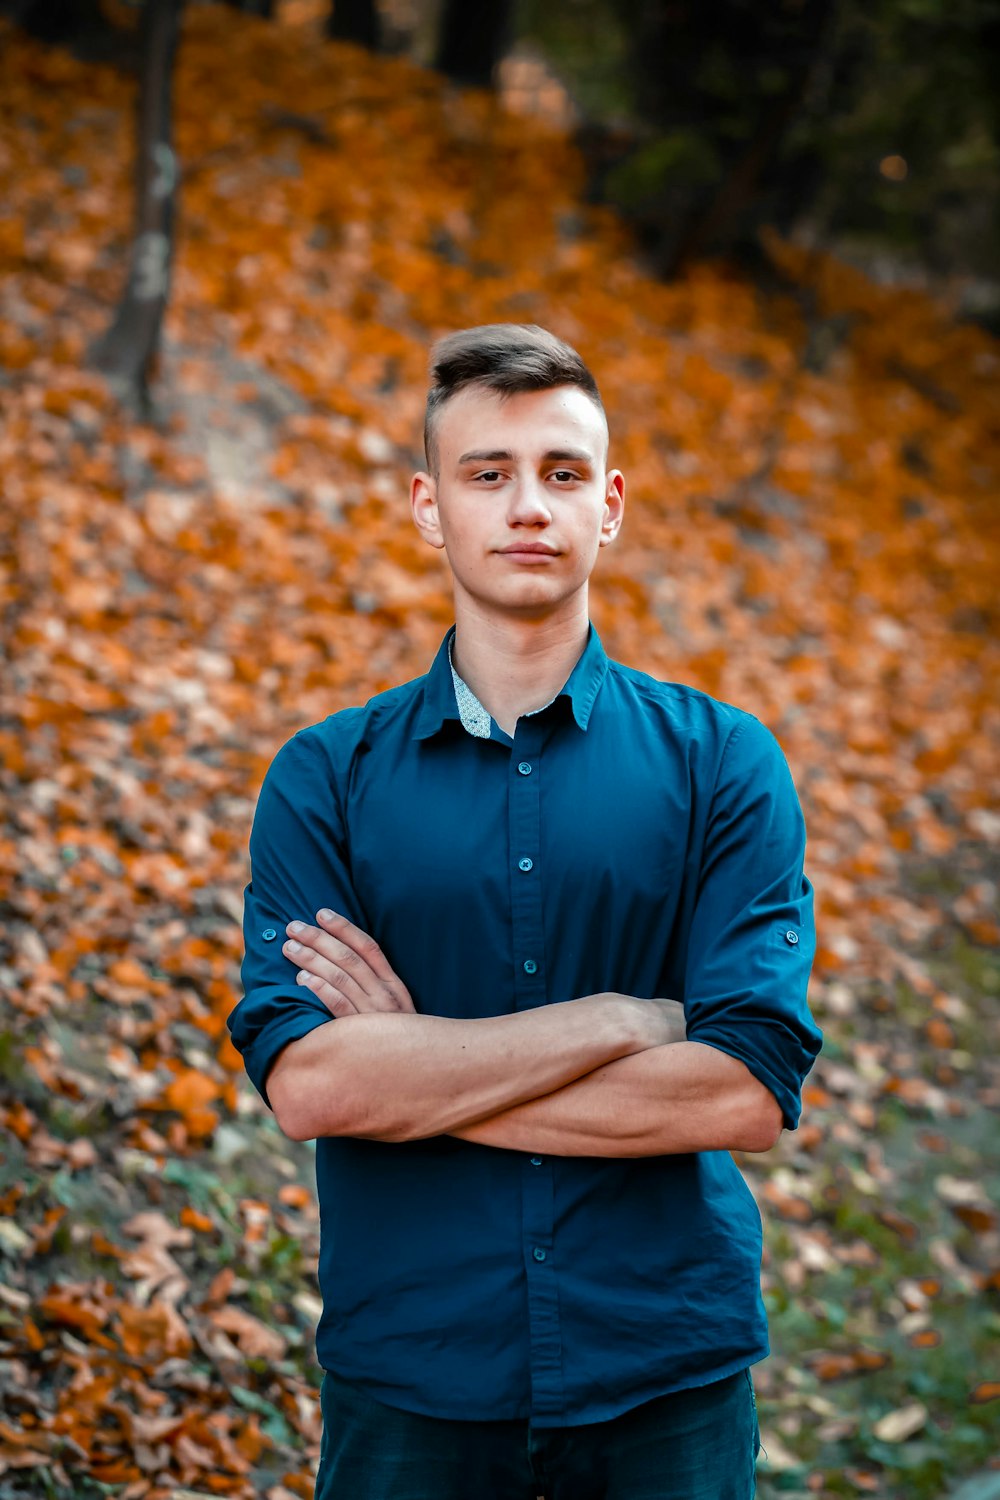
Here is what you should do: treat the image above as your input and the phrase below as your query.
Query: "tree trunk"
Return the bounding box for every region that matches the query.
[6,0,105,43]
[435,0,513,88]
[89,0,182,413]
[672,0,835,272]
[5,0,136,64]
[620,0,837,277]
[220,0,275,17]
[326,0,381,49]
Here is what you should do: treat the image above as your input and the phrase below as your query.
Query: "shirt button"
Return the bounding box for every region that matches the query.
[518,857,534,872]
[517,761,532,775]
[532,1247,547,1262]
[262,928,277,942]
[530,1156,543,1167]
[785,930,799,945]
[523,959,538,975]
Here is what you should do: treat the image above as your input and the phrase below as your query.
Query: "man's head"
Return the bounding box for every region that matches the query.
[412,324,624,623]
[424,324,606,478]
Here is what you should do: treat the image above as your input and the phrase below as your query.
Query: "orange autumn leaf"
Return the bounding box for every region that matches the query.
[808,1347,892,1381]
[116,1300,194,1360]
[209,1305,286,1361]
[162,1068,220,1115]
[202,1265,236,1310]
[90,1231,122,1259]
[277,1184,312,1209]
[106,957,149,987]
[37,1289,109,1340]
[924,1016,956,1049]
[179,1205,216,1233]
[21,1318,45,1353]
[278,1475,317,1500]
[761,1180,814,1223]
[952,1203,998,1234]
[216,1033,244,1073]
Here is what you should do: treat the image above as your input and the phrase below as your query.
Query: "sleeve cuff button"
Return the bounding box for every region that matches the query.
[785,929,799,945]
[262,927,277,941]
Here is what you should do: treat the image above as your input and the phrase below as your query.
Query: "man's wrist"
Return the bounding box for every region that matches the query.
[603,994,687,1053]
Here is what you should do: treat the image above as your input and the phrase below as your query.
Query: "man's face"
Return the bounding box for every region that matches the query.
[411,383,624,619]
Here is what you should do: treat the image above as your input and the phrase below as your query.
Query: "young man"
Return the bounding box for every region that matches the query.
[228,324,822,1500]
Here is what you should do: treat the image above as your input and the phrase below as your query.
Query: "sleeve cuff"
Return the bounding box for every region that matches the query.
[230,987,336,1110]
[686,1024,821,1131]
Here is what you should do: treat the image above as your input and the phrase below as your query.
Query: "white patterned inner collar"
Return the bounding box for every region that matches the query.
[448,632,492,738]
[447,631,559,739]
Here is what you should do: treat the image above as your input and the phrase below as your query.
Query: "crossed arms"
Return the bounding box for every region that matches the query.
[229,722,820,1159]
[264,910,784,1156]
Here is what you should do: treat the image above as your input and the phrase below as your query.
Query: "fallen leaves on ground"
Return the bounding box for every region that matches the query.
[0,4,998,1498]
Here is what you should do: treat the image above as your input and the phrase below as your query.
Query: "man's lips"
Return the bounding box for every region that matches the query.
[497,544,560,557]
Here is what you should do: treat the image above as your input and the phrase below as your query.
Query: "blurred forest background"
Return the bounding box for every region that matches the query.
[0,1,997,1498]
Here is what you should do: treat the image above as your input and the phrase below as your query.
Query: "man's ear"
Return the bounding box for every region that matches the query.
[411,471,445,551]
[598,470,625,547]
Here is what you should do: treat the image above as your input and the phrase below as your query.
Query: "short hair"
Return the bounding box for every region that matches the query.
[423,323,605,474]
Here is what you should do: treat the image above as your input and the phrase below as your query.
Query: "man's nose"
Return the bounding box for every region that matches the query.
[507,480,552,524]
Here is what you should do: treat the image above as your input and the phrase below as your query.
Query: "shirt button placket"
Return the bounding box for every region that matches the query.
[510,725,545,1009]
[510,722,563,1419]
[523,1169,559,1417]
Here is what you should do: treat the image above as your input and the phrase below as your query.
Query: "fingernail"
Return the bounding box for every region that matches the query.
[317,908,334,921]
[285,939,301,953]
[297,970,312,984]
[288,920,303,934]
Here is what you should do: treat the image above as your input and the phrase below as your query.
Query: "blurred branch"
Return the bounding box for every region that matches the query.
[436,0,514,88]
[885,359,961,415]
[326,0,381,49]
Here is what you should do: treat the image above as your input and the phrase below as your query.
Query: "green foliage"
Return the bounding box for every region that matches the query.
[803,0,1000,269]
[231,1384,295,1444]
[514,0,1000,276]
[514,0,632,118]
[605,133,722,208]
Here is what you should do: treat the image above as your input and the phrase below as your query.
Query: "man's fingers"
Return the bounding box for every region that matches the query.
[295,970,359,1017]
[285,921,369,974]
[286,940,407,1012]
[283,932,373,1007]
[283,911,415,1012]
[313,909,396,980]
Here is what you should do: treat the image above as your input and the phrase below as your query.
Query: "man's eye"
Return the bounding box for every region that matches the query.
[474,471,502,482]
[551,470,578,482]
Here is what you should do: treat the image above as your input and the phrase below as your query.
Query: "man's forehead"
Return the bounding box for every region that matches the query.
[437,384,608,462]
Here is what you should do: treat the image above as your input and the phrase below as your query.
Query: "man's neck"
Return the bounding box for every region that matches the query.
[450,596,590,738]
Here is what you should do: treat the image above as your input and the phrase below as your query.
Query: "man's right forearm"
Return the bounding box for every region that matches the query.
[267,996,669,1143]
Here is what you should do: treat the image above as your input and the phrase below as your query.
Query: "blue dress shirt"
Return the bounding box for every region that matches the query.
[228,622,821,1426]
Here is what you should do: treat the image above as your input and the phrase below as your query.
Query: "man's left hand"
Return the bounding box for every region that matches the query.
[282,909,416,1015]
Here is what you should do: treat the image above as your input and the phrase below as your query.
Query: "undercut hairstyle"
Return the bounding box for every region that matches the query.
[423,324,605,475]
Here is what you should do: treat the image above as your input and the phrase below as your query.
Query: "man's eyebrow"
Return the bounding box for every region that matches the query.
[542,448,595,466]
[456,447,595,465]
[457,449,515,465]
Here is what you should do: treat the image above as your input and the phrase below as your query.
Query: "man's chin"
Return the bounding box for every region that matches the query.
[461,585,586,622]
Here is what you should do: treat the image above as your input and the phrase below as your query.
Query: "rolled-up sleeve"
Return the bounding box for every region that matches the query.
[228,726,364,1110]
[683,715,822,1130]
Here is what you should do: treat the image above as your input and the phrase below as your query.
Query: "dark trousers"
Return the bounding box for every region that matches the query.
[315,1367,760,1499]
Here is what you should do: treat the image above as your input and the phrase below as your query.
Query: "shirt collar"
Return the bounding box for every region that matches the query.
[413,622,609,741]
[448,633,492,739]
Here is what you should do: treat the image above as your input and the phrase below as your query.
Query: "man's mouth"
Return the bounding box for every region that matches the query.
[498,545,560,557]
